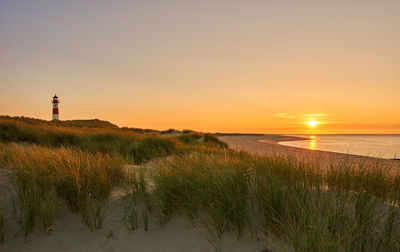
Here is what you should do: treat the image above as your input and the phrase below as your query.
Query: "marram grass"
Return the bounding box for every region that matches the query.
[1,125,400,251]
[144,151,400,251]
[3,144,123,238]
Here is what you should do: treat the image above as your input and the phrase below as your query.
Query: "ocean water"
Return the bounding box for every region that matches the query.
[279,135,400,159]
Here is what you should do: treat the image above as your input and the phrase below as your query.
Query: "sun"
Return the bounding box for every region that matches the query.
[306,118,319,127]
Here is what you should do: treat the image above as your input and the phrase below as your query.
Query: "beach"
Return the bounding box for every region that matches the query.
[0,166,266,252]
[218,135,400,170]
[1,128,400,251]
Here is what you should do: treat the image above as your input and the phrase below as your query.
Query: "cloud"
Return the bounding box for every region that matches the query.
[273,113,329,119]
[301,113,327,117]
[273,113,296,119]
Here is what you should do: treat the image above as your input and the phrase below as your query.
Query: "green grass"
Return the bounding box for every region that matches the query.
[203,134,228,149]
[0,117,227,163]
[123,170,152,231]
[176,133,202,144]
[4,144,124,238]
[2,116,400,250]
[146,151,400,251]
[126,136,179,164]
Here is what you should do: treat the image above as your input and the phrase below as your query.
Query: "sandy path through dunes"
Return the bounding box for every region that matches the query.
[0,166,266,252]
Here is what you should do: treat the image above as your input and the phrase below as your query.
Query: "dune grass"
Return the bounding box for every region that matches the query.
[0,117,226,165]
[123,170,152,231]
[203,134,228,149]
[126,136,180,164]
[138,151,400,251]
[2,144,124,238]
[1,116,400,250]
[1,143,400,250]
[176,133,202,144]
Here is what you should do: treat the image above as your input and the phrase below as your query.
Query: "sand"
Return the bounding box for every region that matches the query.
[2,135,399,251]
[218,135,400,170]
[0,166,266,252]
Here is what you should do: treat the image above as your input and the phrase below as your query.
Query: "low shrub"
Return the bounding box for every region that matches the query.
[176,133,202,144]
[127,137,178,164]
[203,134,228,149]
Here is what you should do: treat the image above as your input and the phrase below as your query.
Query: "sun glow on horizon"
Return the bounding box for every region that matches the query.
[306,118,320,127]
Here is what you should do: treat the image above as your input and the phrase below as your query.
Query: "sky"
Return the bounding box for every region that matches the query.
[1,0,399,134]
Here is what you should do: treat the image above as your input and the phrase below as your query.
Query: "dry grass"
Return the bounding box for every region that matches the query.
[140,151,400,251]
[1,116,400,250]
[2,144,123,238]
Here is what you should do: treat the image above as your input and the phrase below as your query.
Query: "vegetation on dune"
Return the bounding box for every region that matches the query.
[175,133,200,144]
[2,144,124,238]
[0,117,225,164]
[0,116,228,241]
[0,116,140,150]
[123,171,152,231]
[203,134,228,149]
[1,116,400,251]
[146,152,400,251]
[127,136,180,164]
[0,116,119,129]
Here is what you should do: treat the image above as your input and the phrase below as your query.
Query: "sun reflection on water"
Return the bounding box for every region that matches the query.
[308,135,316,150]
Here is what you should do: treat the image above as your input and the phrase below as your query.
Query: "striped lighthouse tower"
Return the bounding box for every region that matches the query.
[52,95,60,120]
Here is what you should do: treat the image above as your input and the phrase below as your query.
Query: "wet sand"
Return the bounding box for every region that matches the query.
[218,135,400,170]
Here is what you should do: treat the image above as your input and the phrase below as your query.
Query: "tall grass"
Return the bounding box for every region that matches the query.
[176,133,202,144]
[126,136,179,164]
[4,144,123,237]
[0,117,227,164]
[203,134,228,149]
[123,170,152,231]
[2,116,400,250]
[0,117,141,153]
[152,152,251,239]
[146,151,400,251]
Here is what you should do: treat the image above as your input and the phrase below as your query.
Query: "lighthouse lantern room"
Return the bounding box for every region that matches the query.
[52,95,60,120]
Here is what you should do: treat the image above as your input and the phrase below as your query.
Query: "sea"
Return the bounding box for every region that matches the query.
[279,135,400,159]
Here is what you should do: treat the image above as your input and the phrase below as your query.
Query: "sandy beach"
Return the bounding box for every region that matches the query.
[1,134,400,251]
[218,135,400,170]
[0,165,266,252]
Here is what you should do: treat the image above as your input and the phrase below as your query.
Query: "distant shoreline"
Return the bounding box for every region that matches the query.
[218,134,400,170]
[214,133,310,141]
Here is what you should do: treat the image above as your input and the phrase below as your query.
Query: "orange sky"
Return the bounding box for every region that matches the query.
[1,1,399,134]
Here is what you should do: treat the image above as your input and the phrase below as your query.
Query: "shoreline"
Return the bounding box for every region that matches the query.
[218,135,400,170]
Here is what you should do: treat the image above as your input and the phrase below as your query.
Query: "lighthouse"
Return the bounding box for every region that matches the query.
[52,95,60,120]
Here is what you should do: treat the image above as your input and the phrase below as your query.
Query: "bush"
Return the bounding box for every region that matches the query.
[176,133,202,144]
[203,134,228,148]
[127,137,178,164]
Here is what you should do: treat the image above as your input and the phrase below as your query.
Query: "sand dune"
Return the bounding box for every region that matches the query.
[0,166,266,252]
[3,135,399,251]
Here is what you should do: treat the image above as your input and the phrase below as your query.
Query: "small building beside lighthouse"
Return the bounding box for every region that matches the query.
[52,95,60,120]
